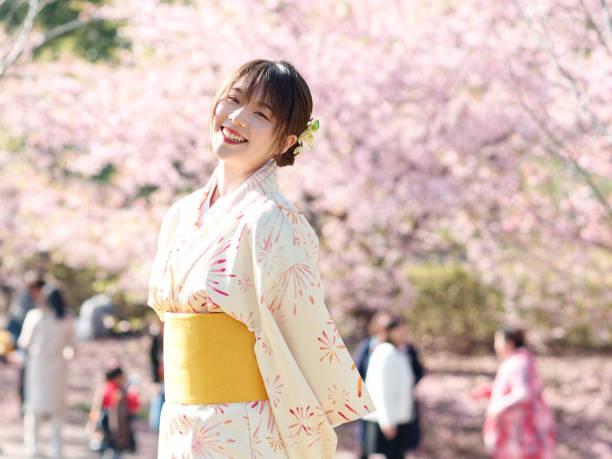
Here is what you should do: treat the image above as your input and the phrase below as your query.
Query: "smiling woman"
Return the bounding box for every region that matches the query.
[147,59,374,459]
[208,60,313,180]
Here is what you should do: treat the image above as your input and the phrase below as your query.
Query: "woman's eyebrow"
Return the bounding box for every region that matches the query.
[255,100,273,111]
[229,87,272,111]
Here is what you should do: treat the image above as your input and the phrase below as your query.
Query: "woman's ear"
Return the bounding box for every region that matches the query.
[281,134,298,154]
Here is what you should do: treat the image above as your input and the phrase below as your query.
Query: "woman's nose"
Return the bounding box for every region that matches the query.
[228,107,248,127]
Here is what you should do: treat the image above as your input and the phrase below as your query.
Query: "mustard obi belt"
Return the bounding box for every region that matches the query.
[164,312,268,404]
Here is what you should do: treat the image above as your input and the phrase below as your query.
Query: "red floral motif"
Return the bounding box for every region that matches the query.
[266,433,285,453]
[260,205,307,252]
[306,410,336,454]
[168,414,236,457]
[256,230,283,276]
[327,385,350,407]
[186,290,208,313]
[318,329,346,363]
[211,403,230,415]
[264,263,316,315]
[237,272,254,292]
[288,405,315,438]
[250,424,263,457]
[256,333,273,356]
[203,236,236,297]
[265,375,284,408]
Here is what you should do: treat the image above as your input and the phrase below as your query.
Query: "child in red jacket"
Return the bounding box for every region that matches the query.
[90,363,139,458]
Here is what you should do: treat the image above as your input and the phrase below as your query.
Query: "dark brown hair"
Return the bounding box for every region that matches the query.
[210,59,313,167]
[368,311,394,336]
[499,325,526,349]
[45,287,66,319]
[373,313,405,344]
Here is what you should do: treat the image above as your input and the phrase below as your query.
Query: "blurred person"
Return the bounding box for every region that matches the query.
[6,275,45,341]
[356,312,425,458]
[363,316,420,459]
[355,311,395,382]
[6,275,45,411]
[355,311,393,459]
[89,363,139,458]
[147,59,373,458]
[17,287,75,458]
[474,326,556,458]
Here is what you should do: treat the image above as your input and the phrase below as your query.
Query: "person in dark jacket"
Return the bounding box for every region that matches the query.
[6,276,45,413]
[355,311,424,458]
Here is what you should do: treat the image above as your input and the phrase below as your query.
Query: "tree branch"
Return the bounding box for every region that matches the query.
[29,16,105,55]
[517,94,612,222]
[580,0,612,55]
[601,0,612,37]
[515,0,612,144]
[0,0,39,79]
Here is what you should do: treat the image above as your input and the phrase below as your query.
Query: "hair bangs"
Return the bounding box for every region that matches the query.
[230,61,298,139]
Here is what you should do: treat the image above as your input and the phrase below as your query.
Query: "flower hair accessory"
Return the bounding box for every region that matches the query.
[293,118,319,155]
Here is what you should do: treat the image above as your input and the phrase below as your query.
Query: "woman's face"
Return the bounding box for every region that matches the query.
[211,82,283,172]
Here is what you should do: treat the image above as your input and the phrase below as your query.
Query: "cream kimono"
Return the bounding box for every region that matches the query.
[148,160,374,458]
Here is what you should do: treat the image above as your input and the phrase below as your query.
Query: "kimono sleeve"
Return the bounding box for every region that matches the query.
[147,202,181,318]
[154,202,181,259]
[251,207,373,427]
[488,355,531,417]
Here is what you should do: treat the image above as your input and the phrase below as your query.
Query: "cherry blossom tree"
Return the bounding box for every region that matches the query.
[0,0,609,344]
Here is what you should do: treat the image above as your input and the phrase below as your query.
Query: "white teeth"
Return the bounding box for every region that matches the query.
[222,127,246,142]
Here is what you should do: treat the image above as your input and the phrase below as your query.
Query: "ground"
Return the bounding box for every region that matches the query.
[0,335,610,458]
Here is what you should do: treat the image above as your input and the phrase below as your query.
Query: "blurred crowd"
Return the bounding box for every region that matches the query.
[1,274,557,459]
[0,274,163,458]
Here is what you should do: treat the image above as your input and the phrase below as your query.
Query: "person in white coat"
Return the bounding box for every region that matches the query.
[364,316,415,459]
[18,287,75,458]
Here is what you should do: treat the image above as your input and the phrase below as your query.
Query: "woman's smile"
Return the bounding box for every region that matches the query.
[221,126,248,144]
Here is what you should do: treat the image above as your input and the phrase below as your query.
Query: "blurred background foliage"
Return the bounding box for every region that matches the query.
[1,0,610,351]
[0,0,128,62]
[404,264,503,352]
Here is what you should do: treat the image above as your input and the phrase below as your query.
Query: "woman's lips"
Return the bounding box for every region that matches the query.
[221,126,247,144]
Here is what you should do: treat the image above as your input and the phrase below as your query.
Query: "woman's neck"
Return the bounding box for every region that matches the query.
[216,159,269,196]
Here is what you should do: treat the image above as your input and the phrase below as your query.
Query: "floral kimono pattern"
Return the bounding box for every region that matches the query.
[484,348,556,459]
[148,160,374,458]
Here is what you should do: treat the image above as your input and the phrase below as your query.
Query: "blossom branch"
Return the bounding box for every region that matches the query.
[579,0,612,55]
[29,16,105,55]
[0,0,40,78]
[517,94,612,223]
[601,0,612,37]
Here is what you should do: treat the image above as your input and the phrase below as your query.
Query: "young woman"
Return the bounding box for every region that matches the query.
[482,326,556,458]
[18,287,75,458]
[147,59,373,458]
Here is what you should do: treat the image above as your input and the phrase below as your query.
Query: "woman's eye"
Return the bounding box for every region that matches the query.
[228,96,239,103]
[256,111,270,120]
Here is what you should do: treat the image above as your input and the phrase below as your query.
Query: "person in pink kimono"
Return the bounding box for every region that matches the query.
[148,59,373,458]
[475,326,556,459]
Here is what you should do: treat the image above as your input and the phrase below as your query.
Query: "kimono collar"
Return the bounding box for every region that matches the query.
[207,158,279,202]
[240,158,279,194]
[195,159,279,229]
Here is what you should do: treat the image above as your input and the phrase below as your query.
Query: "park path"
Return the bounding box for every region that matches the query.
[1,335,610,458]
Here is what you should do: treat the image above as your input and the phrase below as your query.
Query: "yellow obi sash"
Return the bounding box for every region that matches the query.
[164,312,268,404]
